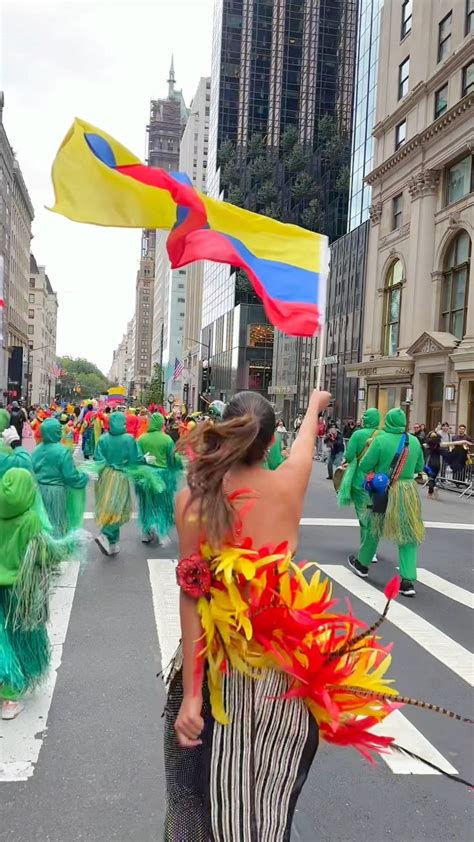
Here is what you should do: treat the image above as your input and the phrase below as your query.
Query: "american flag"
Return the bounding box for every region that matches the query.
[172,357,184,381]
[52,364,64,379]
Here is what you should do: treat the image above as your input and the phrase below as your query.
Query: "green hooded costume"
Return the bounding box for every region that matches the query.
[338,408,381,550]
[136,413,183,539]
[357,408,425,581]
[0,468,86,701]
[94,412,141,545]
[32,417,88,537]
[0,408,34,478]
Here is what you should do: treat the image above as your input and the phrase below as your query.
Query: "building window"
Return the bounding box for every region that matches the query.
[438,12,452,63]
[27,324,34,335]
[392,194,403,230]
[446,155,473,204]
[401,0,412,37]
[434,84,448,118]
[29,293,35,303]
[462,61,474,97]
[177,297,185,303]
[467,0,474,34]
[440,231,471,339]
[383,260,403,357]
[248,324,274,349]
[395,120,406,150]
[398,57,410,100]
[29,278,35,288]
[205,107,210,116]
[28,309,34,318]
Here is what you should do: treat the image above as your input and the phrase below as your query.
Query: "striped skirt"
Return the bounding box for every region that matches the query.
[164,660,318,841]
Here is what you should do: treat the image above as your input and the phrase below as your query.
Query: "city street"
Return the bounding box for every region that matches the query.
[0,461,472,842]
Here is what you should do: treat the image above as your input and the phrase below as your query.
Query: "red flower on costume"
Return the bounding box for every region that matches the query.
[176,555,212,599]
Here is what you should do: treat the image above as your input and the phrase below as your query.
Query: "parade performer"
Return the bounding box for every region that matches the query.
[94,411,141,556]
[0,468,87,719]
[32,418,89,537]
[348,408,425,597]
[136,412,182,544]
[339,407,380,560]
[0,411,34,477]
[125,407,139,438]
[137,408,149,438]
[60,414,75,448]
[80,403,96,459]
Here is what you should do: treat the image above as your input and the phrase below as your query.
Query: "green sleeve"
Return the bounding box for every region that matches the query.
[94,437,106,463]
[61,449,89,488]
[12,448,34,474]
[359,438,380,474]
[128,437,143,466]
[344,431,361,464]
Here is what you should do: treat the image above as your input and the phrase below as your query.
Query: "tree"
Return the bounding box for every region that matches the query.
[142,364,164,407]
[227,186,245,207]
[56,356,110,399]
[286,144,307,174]
[221,158,240,187]
[257,179,278,206]
[217,139,235,166]
[291,172,317,200]
[247,133,264,157]
[280,125,298,153]
[336,164,350,192]
[300,198,324,232]
[249,155,274,181]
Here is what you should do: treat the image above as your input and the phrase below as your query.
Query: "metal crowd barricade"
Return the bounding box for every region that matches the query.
[435,450,474,499]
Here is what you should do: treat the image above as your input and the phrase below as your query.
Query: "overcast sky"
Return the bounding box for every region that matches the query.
[2,0,213,374]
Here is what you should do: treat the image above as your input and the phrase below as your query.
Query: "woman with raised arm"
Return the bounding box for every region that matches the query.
[161,388,410,841]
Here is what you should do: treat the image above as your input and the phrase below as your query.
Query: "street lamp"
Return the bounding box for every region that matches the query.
[26,343,55,403]
[183,337,211,407]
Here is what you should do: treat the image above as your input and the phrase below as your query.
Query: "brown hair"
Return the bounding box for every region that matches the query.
[178,391,275,547]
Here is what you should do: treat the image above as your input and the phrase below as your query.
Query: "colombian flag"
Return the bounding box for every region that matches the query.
[50,119,328,337]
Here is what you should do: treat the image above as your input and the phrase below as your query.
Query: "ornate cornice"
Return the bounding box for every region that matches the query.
[365,93,473,186]
[408,168,440,199]
[369,201,383,225]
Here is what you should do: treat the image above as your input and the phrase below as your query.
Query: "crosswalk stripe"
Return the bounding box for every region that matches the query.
[0,563,80,783]
[316,564,474,686]
[416,569,473,608]
[146,558,457,776]
[86,514,474,530]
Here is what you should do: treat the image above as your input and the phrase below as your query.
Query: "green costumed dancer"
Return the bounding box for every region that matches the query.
[348,407,425,597]
[338,408,380,560]
[32,418,89,537]
[263,434,287,470]
[0,409,34,477]
[94,411,141,556]
[136,412,183,544]
[0,468,87,720]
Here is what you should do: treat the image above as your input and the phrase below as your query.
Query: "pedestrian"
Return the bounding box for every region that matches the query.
[437,420,452,444]
[343,418,357,440]
[9,401,27,445]
[348,407,425,597]
[94,411,141,556]
[413,423,427,445]
[324,424,344,479]
[316,414,326,459]
[0,468,86,720]
[80,403,95,460]
[293,413,303,435]
[338,407,381,560]
[447,424,472,479]
[276,418,288,448]
[32,417,89,537]
[135,412,183,544]
[424,431,442,498]
[165,388,402,839]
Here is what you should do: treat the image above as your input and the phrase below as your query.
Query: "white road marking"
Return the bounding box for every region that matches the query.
[0,563,80,783]
[371,710,458,775]
[317,564,473,686]
[147,559,458,776]
[416,569,473,608]
[147,558,180,674]
[300,517,474,530]
[85,514,474,530]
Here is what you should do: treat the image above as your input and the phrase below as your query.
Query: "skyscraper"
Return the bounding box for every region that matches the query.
[203,0,358,412]
[347,0,383,231]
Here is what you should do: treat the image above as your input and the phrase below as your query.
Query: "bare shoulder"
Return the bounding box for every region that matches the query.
[175,486,191,520]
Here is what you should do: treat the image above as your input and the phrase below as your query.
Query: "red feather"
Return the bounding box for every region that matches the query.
[384,575,400,602]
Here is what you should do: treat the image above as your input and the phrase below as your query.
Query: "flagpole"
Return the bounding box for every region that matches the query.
[315,236,329,393]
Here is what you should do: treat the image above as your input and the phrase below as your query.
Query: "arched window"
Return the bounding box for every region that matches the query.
[440,231,471,339]
[382,259,403,356]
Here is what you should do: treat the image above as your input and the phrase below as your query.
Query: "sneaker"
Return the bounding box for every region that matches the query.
[372,554,378,563]
[109,543,120,556]
[2,700,24,720]
[400,579,416,597]
[348,555,369,578]
[141,532,152,543]
[95,535,111,556]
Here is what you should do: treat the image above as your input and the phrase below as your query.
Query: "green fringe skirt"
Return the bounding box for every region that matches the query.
[95,467,131,529]
[38,484,86,538]
[134,465,180,539]
[371,480,425,545]
[0,587,50,701]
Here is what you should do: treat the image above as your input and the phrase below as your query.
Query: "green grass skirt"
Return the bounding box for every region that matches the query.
[0,587,50,700]
[134,465,181,539]
[371,480,425,545]
[38,484,86,537]
[95,467,131,529]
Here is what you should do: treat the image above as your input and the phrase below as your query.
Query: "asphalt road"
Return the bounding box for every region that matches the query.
[1,461,473,842]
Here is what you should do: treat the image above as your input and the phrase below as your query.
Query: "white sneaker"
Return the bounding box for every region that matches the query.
[95,535,111,556]
[160,535,172,548]
[2,700,24,720]
[109,543,120,555]
[372,554,378,563]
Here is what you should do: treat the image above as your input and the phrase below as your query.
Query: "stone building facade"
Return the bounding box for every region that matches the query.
[347,0,473,433]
